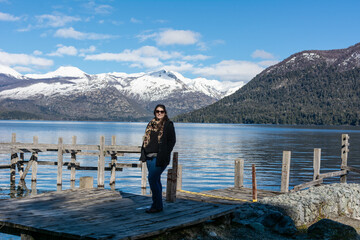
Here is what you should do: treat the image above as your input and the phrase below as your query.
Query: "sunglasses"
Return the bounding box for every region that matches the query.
[156,110,165,114]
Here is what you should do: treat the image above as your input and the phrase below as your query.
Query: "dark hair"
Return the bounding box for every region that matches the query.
[154,104,169,122]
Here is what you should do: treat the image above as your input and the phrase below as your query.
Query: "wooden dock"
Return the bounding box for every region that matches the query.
[0,189,237,240]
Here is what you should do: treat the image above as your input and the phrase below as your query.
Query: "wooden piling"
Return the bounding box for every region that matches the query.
[280,151,291,193]
[234,158,244,188]
[10,133,17,182]
[252,164,257,202]
[31,136,38,182]
[177,164,183,191]
[313,148,321,181]
[166,152,178,202]
[98,136,105,188]
[70,136,77,189]
[110,135,117,188]
[340,134,349,183]
[141,161,147,195]
[57,137,63,186]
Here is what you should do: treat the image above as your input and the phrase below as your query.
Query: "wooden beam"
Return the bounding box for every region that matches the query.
[318,170,347,179]
[291,178,324,192]
[342,165,360,174]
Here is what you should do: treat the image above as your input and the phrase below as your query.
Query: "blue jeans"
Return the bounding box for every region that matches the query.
[146,157,166,210]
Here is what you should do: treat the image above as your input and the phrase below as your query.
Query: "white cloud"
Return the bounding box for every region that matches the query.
[48,45,78,57]
[0,51,53,67]
[157,29,201,45]
[182,54,211,61]
[130,17,142,24]
[54,27,113,40]
[0,12,20,21]
[80,45,96,53]
[84,46,183,68]
[13,66,34,73]
[192,60,264,82]
[84,1,113,15]
[251,49,275,59]
[36,14,80,28]
[33,50,43,56]
[162,61,195,73]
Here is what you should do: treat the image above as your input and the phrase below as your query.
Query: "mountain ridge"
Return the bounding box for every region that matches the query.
[175,42,360,125]
[0,67,243,120]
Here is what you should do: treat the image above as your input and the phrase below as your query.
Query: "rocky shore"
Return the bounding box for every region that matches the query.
[149,183,360,239]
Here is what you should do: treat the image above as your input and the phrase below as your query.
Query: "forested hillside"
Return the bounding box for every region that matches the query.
[175,43,360,125]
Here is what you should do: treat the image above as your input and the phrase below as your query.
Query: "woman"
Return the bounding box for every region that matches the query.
[140,104,176,213]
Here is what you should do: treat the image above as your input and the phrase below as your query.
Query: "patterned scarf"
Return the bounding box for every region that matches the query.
[143,118,164,147]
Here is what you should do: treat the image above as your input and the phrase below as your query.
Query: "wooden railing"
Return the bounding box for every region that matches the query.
[1,133,146,192]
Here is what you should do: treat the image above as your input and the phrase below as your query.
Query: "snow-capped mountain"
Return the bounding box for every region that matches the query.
[0,66,243,121]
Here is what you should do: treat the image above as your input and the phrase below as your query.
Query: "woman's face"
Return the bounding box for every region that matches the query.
[155,107,165,120]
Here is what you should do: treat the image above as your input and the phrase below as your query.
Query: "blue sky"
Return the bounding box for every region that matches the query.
[0,0,359,84]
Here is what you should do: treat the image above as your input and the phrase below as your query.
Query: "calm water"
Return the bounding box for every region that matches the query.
[1,121,360,239]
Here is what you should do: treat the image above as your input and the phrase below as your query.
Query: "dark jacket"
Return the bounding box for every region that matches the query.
[140,120,176,167]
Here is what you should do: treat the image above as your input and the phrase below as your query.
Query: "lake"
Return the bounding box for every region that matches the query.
[1,120,360,196]
[1,121,360,239]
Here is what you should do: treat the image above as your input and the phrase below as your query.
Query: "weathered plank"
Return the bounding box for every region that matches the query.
[0,189,237,240]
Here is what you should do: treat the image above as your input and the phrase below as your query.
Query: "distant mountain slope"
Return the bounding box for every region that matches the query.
[0,67,243,121]
[175,43,360,125]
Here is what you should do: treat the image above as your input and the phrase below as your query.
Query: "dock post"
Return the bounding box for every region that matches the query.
[57,137,63,186]
[280,151,291,193]
[177,164,183,191]
[10,133,17,183]
[234,158,244,188]
[340,134,349,183]
[70,136,77,189]
[252,164,257,202]
[313,148,321,181]
[141,162,147,195]
[98,136,105,188]
[110,135,117,189]
[17,152,24,179]
[166,152,178,202]
[31,136,38,182]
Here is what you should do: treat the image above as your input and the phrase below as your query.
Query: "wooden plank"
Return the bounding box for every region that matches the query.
[115,163,142,168]
[0,164,11,169]
[318,170,348,179]
[291,178,324,192]
[68,166,123,171]
[343,165,360,174]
